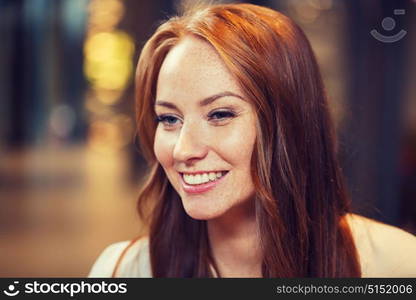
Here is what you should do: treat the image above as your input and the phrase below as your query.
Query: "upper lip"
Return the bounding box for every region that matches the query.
[179,170,228,175]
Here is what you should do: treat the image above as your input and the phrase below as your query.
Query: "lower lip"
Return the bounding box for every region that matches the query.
[180,172,228,194]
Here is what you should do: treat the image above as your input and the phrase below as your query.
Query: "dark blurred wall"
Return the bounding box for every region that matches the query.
[342,0,414,226]
[0,0,87,149]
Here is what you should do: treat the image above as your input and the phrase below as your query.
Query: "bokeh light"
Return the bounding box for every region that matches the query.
[84,30,135,94]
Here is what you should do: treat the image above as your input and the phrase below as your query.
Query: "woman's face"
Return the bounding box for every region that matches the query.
[154,35,257,220]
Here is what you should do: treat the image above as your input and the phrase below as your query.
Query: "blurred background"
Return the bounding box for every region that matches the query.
[0,0,415,277]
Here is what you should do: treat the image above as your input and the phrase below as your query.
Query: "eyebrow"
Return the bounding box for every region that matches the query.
[154,91,245,110]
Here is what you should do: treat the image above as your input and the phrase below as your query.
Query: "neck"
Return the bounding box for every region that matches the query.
[207,201,262,277]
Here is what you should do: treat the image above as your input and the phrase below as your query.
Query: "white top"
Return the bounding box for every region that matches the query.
[88,237,152,277]
[88,214,416,277]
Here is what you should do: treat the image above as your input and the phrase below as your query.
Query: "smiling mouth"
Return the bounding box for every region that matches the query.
[180,171,229,186]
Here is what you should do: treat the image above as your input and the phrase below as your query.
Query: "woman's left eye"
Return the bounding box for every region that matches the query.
[208,110,235,121]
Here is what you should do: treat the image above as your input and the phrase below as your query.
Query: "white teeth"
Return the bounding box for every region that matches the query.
[183,171,227,185]
[195,174,201,184]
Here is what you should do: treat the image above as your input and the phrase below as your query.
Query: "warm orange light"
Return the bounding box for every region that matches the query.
[87,0,125,32]
[87,114,134,153]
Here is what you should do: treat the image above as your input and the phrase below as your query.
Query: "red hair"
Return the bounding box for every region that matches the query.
[135,3,361,277]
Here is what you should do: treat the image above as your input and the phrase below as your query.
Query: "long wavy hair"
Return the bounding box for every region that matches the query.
[134,3,361,277]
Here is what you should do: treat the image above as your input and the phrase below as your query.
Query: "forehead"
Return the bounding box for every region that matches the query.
[161,35,223,71]
[156,35,242,102]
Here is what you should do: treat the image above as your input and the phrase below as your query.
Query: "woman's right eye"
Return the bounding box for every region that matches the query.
[156,115,181,128]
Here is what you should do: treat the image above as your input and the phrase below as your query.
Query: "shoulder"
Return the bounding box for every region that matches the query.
[88,237,151,278]
[345,213,416,277]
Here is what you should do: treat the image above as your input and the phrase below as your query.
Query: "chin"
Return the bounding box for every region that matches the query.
[182,203,223,221]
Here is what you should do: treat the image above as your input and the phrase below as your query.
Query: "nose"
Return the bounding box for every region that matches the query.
[173,122,208,164]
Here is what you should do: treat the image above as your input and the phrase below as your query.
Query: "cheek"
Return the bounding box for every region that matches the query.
[153,128,174,167]
[215,121,256,165]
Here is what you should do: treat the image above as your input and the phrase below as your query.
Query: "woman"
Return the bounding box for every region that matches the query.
[89,3,416,278]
